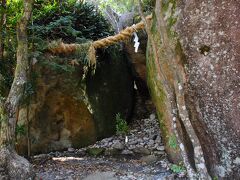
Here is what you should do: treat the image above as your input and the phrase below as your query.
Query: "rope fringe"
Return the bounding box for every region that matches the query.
[49,15,152,52]
[48,15,152,66]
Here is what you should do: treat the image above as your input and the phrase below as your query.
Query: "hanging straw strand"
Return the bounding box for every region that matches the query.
[48,15,152,54]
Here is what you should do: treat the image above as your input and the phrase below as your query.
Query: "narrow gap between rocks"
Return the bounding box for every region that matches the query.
[27,1,189,179]
[31,92,187,180]
[0,1,190,179]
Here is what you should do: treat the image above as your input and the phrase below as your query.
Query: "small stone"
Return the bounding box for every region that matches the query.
[233,157,240,165]
[128,140,137,145]
[104,148,121,156]
[153,144,159,149]
[128,146,134,150]
[112,142,124,150]
[162,174,175,180]
[151,134,158,140]
[121,150,134,155]
[76,150,86,156]
[154,151,165,155]
[155,136,162,143]
[83,172,117,180]
[150,114,156,120]
[133,147,151,155]
[157,146,165,151]
[34,154,51,159]
[68,147,75,152]
[67,170,74,174]
[112,139,119,143]
[161,160,170,169]
[86,148,105,157]
[140,155,158,164]
[148,140,155,145]
[143,137,149,141]
[55,175,61,179]
[0,168,4,172]
[136,144,141,148]
[104,137,113,142]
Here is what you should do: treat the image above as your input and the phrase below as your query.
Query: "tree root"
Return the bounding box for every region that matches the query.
[0,147,35,180]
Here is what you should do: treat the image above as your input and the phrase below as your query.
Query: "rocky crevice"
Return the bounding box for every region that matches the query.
[31,95,188,179]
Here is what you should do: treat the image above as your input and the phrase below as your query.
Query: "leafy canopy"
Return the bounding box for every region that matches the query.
[96,0,154,14]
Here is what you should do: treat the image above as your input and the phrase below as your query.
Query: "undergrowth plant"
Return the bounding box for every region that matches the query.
[170,163,186,173]
[168,135,178,149]
[15,124,26,138]
[115,113,128,135]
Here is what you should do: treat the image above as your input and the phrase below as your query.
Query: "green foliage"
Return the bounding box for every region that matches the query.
[6,0,23,27]
[161,0,178,38]
[86,147,105,157]
[75,42,94,66]
[0,112,6,124]
[168,135,177,149]
[42,60,75,73]
[97,0,154,13]
[0,59,15,96]
[16,124,26,137]
[0,1,113,94]
[19,70,38,107]
[0,1,23,94]
[115,113,128,135]
[170,163,186,173]
[30,0,113,47]
[0,102,7,124]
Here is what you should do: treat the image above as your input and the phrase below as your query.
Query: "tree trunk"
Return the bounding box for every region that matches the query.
[0,0,6,60]
[0,0,35,179]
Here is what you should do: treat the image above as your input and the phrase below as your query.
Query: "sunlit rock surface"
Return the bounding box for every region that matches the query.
[147,0,240,178]
[17,49,133,155]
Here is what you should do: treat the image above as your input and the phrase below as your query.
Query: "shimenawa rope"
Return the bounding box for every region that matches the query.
[48,15,152,66]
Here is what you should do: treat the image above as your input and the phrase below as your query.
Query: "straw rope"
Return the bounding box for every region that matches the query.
[48,15,152,54]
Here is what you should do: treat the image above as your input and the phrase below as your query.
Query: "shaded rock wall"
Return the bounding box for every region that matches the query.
[147,0,240,178]
[17,49,133,155]
[123,31,150,97]
[103,9,150,97]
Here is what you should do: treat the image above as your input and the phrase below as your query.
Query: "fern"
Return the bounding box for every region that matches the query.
[115,113,129,135]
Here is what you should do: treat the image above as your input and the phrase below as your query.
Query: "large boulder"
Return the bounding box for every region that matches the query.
[147,0,240,178]
[16,48,133,155]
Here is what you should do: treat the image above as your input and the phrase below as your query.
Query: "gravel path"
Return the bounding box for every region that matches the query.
[32,98,188,180]
[33,154,174,180]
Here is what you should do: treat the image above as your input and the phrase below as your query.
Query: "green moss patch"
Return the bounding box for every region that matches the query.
[86,147,105,157]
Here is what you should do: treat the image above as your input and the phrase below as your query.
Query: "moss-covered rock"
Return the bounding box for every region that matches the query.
[86,147,105,157]
[146,0,182,163]
[147,0,240,178]
[16,48,133,155]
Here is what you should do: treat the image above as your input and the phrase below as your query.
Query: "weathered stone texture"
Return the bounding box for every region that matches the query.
[17,50,133,155]
[124,31,150,97]
[176,0,240,178]
[147,0,240,178]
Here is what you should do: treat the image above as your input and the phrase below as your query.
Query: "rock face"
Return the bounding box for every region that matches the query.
[17,49,133,155]
[147,0,240,178]
[124,31,150,97]
[104,10,150,97]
